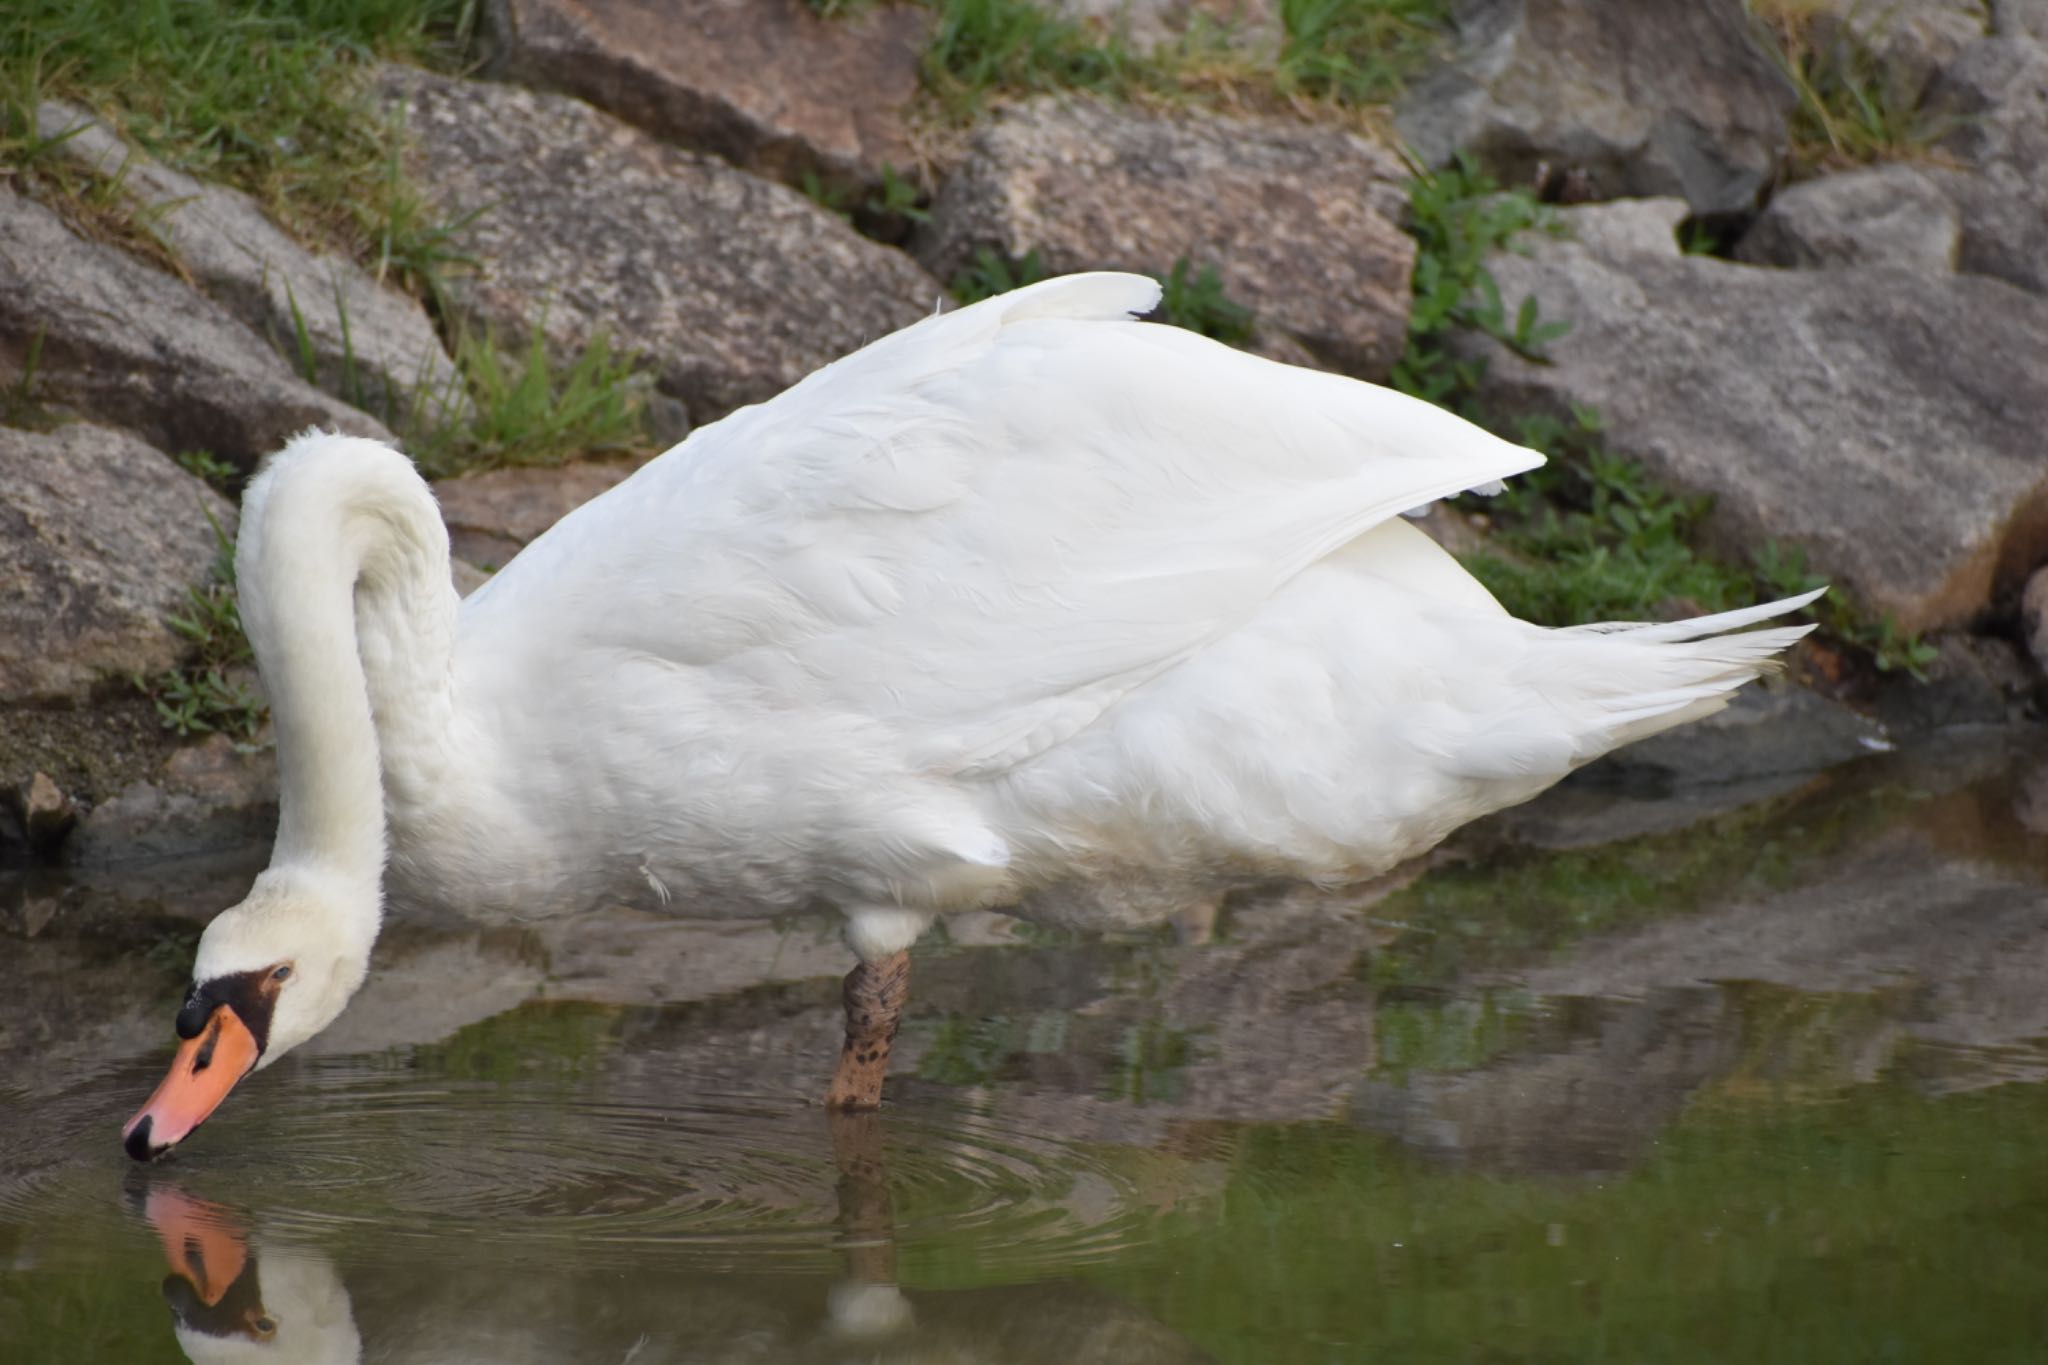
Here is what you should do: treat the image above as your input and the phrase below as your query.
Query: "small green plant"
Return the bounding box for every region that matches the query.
[1277,0,1451,107]
[412,324,646,477]
[1753,540,1937,679]
[949,245,1049,303]
[1153,256,1255,344]
[1393,154,1562,406]
[173,449,238,490]
[140,510,265,741]
[800,170,857,220]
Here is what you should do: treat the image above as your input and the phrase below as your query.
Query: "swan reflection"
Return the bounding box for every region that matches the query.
[136,1113,1209,1364]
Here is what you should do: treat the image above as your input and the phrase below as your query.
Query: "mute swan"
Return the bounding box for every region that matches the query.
[123,272,1817,1159]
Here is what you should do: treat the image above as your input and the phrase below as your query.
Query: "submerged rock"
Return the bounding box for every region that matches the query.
[0,425,231,707]
[0,189,392,465]
[1395,0,1794,217]
[36,102,465,429]
[1456,198,2048,634]
[482,0,930,190]
[380,67,941,426]
[917,96,1415,378]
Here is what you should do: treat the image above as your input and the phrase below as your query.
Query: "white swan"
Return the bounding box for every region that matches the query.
[123,273,1817,1157]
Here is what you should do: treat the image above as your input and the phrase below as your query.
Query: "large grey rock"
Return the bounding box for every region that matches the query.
[1736,163,1962,271]
[1454,198,2048,634]
[37,103,465,429]
[482,0,929,188]
[916,97,1415,378]
[381,67,941,425]
[1925,36,2048,294]
[0,425,232,706]
[1395,0,1795,217]
[0,189,394,465]
[1993,0,2048,39]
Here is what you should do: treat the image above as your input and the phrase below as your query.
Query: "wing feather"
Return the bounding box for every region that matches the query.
[470,274,1544,777]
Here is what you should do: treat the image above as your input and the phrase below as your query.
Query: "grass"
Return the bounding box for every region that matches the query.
[1275,0,1450,107]
[412,325,646,479]
[1746,0,1946,176]
[918,0,1453,121]
[0,0,477,257]
[135,510,265,741]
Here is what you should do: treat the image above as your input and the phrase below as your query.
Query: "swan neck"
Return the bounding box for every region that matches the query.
[237,437,458,896]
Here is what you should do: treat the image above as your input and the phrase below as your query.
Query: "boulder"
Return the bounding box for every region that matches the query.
[1453,198,2048,635]
[0,188,394,466]
[379,67,942,426]
[916,97,1415,378]
[0,425,233,706]
[482,0,929,189]
[1395,0,1795,218]
[1735,163,1961,271]
[432,457,645,569]
[36,103,465,429]
[1993,0,2048,40]
[1925,36,2048,295]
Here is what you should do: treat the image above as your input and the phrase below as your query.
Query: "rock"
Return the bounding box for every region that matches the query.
[432,457,645,569]
[0,188,394,466]
[379,67,942,425]
[1047,0,1281,54]
[20,772,75,853]
[0,425,233,706]
[1735,163,1961,271]
[1454,198,2048,634]
[36,103,466,428]
[1395,0,1795,218]
[1993,0,2048,40]
[2023,565,2048,671]
[1925,36,2048,294]
[916,97,1415,378]
[482,0,929,190]
[1795,0,1990,107]
[64,731,280,869]
[1873,633,2034,732]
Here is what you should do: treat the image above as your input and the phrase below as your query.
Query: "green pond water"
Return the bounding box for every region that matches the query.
[4,729,2047,1362]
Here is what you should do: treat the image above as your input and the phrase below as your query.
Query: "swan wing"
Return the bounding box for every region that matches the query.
[474,273,1542,778]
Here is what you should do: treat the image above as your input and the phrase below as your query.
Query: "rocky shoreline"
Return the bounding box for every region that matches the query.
[4,0,2045,872]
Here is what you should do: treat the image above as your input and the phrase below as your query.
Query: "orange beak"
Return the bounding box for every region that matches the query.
[123,1006,260,1161]
[144,1187,250,1306]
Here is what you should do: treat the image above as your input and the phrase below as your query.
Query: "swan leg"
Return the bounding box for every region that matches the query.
[825,951,911,1111]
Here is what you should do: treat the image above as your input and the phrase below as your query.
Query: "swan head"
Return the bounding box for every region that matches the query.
[124,867,378,1162]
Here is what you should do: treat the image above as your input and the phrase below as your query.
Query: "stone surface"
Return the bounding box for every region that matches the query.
[1453,198,2048,634]
[432,457,644,569]
[1925,36,2048,294]
[482,0,929,189]
[380,67,942,425]
[0,188,393,466]
[1396,0,1795,218]
[1048,0,1281,54]
[37,103,465,428]
[0,425,233,706]
[1993,0,2048,39]
[20,772,75,853]
[916,97,1415,378]
[1736,163,1961,271]
[1796,0,1991,107]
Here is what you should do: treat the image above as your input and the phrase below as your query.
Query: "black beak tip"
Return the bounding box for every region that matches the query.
[124,1116,164,1163]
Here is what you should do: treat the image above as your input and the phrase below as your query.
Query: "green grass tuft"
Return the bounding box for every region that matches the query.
[138,509,265,741]
[1153,256,1255,344]
[412,324,647,479]
[923,0,1143,116]
[1276,0,1451,107]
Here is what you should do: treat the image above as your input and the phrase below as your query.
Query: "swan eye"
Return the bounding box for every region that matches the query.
[271,965,293,983]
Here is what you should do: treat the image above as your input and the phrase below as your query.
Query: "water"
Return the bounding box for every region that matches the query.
[5,731,2048,1362]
